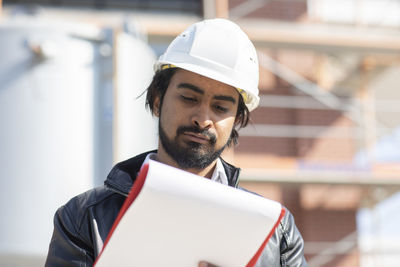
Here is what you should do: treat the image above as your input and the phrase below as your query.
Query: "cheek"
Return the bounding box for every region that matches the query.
[215,117,236,142]
[160,100,182,134]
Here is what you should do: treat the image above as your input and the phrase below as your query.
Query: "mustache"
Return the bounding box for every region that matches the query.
[176,126,216,144]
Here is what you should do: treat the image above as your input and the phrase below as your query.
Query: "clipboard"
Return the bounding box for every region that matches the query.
[94,160,285,267]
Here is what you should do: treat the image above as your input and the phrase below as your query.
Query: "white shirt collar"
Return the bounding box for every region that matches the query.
[210,157,229,185]
[142,152,228,186]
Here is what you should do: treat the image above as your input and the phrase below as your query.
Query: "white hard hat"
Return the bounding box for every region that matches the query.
[156,18,260,111]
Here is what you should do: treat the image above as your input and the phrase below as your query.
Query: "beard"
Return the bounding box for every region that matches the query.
[158,121,229,170]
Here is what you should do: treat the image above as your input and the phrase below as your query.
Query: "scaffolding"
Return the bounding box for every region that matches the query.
[2,0,400,266]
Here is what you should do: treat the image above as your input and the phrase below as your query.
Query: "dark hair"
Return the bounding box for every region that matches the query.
[145,68,250,146]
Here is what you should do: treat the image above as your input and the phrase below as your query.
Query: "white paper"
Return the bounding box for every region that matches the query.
[95,160,283,267]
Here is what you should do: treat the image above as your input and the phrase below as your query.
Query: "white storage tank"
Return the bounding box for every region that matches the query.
[0,16,156,266]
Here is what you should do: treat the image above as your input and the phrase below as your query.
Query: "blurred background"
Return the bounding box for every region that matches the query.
[1,0,400,266]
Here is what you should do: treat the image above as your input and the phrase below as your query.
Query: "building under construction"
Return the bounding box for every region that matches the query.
[1,0,400,266]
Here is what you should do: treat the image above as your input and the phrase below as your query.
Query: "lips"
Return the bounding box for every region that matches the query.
[183,132,210,144]
[176,126,217,145]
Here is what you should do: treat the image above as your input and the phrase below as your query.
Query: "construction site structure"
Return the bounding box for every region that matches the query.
[1,0,400,266]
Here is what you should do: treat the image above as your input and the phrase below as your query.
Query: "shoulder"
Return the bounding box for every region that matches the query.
[63,185,112,211]
[56,186,118,232]
[278,208,302,248]
[277,208,307,266]
[48,186,118,262]
[253,206,306,267]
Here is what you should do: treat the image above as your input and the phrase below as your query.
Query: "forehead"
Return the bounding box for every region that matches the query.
[169,69,239,98]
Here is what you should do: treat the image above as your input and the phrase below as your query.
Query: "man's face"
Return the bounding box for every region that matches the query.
[155,69,239,170]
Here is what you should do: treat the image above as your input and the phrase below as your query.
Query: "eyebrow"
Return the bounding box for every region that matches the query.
[178,83,203,94]
[177,83,237,104]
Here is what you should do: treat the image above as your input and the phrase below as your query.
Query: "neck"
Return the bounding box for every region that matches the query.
[156,145,217,179]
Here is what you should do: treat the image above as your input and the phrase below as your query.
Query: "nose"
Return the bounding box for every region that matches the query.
[191,104,213,129]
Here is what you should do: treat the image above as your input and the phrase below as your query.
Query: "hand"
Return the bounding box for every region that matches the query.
[198,261,218,267]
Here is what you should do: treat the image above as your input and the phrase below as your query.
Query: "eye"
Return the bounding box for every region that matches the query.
[214,104,228,113]
[180,95,197,103]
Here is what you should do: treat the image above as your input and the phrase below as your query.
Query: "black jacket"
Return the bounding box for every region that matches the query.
[45,151,307,266]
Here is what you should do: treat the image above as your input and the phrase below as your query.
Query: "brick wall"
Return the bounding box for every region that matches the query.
[230,0,308,21]
[235,47,361,266]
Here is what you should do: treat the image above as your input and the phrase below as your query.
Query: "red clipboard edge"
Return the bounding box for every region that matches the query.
[246,207,286,267]
[93,163,149,266]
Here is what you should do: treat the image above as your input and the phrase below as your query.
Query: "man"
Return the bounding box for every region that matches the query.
[45,18,307,266]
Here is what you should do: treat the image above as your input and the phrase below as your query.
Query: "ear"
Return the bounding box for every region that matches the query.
[153,95,161,117]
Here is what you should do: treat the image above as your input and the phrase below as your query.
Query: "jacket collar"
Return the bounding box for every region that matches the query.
[104,150,241,196]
